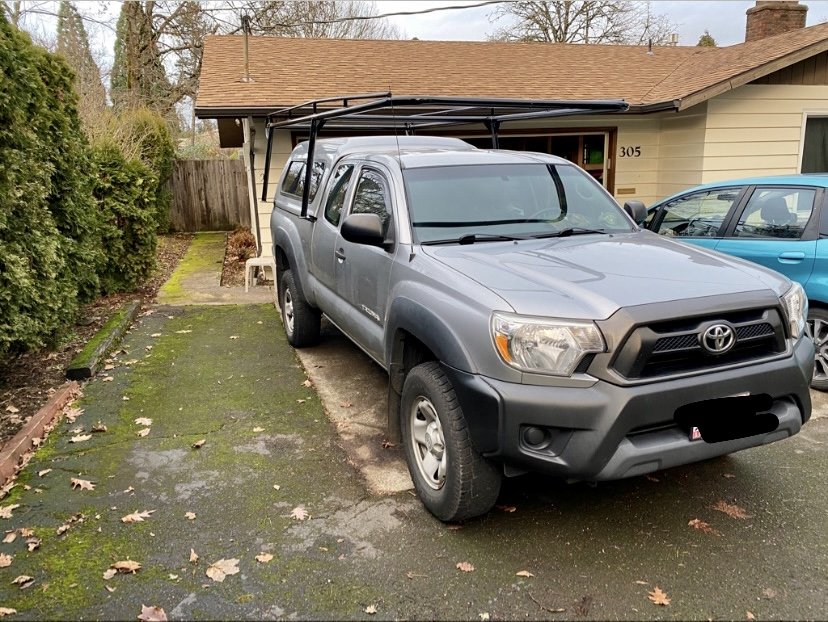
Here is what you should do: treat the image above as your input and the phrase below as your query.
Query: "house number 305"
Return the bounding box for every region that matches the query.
[619,146,641,157]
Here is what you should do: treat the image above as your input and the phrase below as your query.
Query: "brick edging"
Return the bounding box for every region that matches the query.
[0,381,79,487]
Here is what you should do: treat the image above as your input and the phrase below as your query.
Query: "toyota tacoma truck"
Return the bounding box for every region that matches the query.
[270,135,814,522]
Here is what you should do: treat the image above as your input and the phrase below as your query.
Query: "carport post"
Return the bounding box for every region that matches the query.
[484,118,500,149]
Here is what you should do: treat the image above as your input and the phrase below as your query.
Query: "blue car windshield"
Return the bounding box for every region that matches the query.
[402,163,633,244]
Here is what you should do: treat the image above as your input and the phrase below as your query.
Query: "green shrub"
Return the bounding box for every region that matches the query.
[0,14,101,355]
[91,142,158,293]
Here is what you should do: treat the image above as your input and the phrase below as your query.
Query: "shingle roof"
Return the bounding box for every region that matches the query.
[195,22,828,116]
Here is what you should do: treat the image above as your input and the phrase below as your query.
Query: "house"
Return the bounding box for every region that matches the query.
[195,0,828,261]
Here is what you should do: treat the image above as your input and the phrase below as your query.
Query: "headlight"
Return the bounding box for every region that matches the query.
[491,312,605,376]
[780,282,807,338]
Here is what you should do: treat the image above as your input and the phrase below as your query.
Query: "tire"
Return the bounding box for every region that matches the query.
[401,361,501,522]
[279,270,321,348]
[807,307,828,391]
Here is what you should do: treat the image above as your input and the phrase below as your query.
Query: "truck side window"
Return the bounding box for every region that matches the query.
[281,160,326,201]
[324,164,354,226]
[351,169,392,237]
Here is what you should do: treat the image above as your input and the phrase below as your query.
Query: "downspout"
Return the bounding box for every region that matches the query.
[242,117,261,256]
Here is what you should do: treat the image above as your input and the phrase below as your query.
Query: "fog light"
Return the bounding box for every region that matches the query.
[522,426,548,448]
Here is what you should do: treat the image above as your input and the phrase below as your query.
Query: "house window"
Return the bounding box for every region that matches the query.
[802,117,828,173]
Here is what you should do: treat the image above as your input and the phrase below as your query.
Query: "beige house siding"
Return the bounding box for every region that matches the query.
[702,84,828,183]
[251,118,291,259]
[655,104,707,199]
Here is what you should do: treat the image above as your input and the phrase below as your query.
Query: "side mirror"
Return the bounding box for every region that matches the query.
[341,213,385,247]
[623,200,648,225]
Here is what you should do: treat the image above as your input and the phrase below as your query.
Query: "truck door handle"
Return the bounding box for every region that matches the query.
[778,251,805,264]
[335,248,346,262]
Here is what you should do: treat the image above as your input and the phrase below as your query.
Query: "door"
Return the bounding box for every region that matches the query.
[334,166,396,361]
[715,186,819,285]
[650,187,746,251]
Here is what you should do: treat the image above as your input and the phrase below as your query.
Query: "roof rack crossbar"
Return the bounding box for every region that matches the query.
[267,91,391,121]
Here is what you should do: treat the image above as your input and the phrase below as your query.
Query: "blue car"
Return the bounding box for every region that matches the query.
[646,175,828,390]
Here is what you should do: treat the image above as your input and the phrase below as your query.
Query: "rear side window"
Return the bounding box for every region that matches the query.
[733,187,816,239]
[324,165,354,226]
[280,160,326,201]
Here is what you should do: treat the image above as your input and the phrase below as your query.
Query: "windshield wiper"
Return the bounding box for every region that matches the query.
[533,227,607,238]
[421,233,531,246]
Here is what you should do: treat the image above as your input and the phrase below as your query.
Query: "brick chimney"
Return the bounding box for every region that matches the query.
[746,1,808,42]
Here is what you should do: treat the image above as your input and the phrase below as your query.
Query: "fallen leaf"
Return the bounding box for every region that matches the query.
[296,399,306,404]
[102,376,114,382]
[103,568,117,580]
[105,585,116,593]
[121,510,155,524]
[137,604,168,621]
[230,335,239,340]
[134,417,153,426]
[762,587,777,599]
[272,485,281,491]
[4,405,19,414]
[63,407,83,422]
[2,532,15,544]
[456,561,475,572]
[746,612,756,621]
[25,538,40,552]
[0,505,20,519]
[339,401,352,408]
[0,607,17,617]
[189,549,199,564]
[252,427,264,433]
[302,379,312,388]
[91,422,107,433]
[191,439,206,449]
[255,552,273,563]
[12,575,33,588]
[124,486,135,494]
[104,363,115,371]
[206,558,239,582]
[70,426,83,434]
[479,614,490,621]
[185,512,196,520]
[365,605,377,615]
[290,506,309,521]
[634,580,649,585]
[0,554,12,568]
[136,428,150,437]
[111,560,141,574]
[175,330,192,334]
[122,396,130,401]
[496,505,517,513]
[381,440,396,449]
[56,524,70,535]
[723,473,736,479]
[516,570,535,578]
[446,524,463,531]
[688,518,722,536]
[70,434,92,443]
[150,333,162,338]
[645,474,660,482]
[168,574,178,580]
[648,587,671,606]
[38,469,52,477]
[18,528,33,537]
[71,478,95,491]
[711,500,752,520]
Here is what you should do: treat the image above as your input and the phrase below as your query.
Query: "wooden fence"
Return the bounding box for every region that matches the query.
[168,160,251,231]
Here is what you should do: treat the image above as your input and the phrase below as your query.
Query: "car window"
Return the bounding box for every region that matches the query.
[655,188,743,238]
[733,187,816,239]
[281,160,326,201]
[324,164,354,226]
[351,169,392,237]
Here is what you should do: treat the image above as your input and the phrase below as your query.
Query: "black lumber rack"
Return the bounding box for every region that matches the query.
[261,92,629,218]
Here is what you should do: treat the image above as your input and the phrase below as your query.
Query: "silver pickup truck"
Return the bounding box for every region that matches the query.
[270,135,814,522]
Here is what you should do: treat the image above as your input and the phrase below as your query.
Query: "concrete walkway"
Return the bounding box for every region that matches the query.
[156,232,275,306]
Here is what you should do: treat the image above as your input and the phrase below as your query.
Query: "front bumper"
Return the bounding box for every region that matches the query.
[443,336,814,481]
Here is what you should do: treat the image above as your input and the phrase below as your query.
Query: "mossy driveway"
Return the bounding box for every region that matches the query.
[0,236,826,619]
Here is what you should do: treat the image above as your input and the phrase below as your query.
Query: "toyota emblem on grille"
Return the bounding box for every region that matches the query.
[700,323,736,354]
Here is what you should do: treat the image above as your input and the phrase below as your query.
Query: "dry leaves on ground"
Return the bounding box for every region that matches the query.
[290,506,309,521]
[121,510,155,524]
[2,533,15,544]
[688,518,722,536]
[746,612,756,621]
[189,549,199,564]
[184,512,196,520]
[255,553,273,563]
[206,558,240,582]
[12,575,33,588]
[192,439,206,449]
[70,478,95,491]
[252,427,264,433]
[516,570,535,578]
[110,560,141,574]
[0,505,20,519]
[302,379,312,388]
[496,505,517,513]
[25,537,40,552]
[0,554,12,568]
[63,407,83,423]
[365,605,377,615]
[4,405,19,414]
[38,469,52,477]
[134,417,153,426]
[103,568,117,580]
[456,561,475,572]
[137,605,168,621]
[0,607,17,617]
[711,500,752,519]
[648,587,671,606]
[136,428,151,438]
[91,422,107,433]
[70,434,92,443]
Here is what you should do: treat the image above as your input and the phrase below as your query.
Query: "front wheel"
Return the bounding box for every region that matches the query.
[808,307,828,391]
[401,362,501,522]
[279,270,320,348]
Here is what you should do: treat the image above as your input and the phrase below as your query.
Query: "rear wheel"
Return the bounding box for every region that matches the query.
[808,307,828,391]
[401,362,501,521]
[279,270,320,347]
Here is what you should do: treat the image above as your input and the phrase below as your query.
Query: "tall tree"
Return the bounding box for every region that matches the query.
[231,1,401,38]
[697,29,717,47]
[56,1,105,117]
[488,1,676,45]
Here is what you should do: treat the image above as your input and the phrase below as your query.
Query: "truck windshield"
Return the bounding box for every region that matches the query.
[402,163,633,244]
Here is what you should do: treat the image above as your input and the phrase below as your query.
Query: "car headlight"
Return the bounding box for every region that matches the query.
[780,282,807,338]
[491,312,605,376]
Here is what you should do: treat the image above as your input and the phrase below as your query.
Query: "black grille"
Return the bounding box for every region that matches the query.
[612,310,786,380]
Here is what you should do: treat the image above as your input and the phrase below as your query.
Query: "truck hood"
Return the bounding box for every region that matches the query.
[419,231,788,319]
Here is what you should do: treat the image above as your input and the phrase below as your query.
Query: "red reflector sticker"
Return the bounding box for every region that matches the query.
[690,426,702,441]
